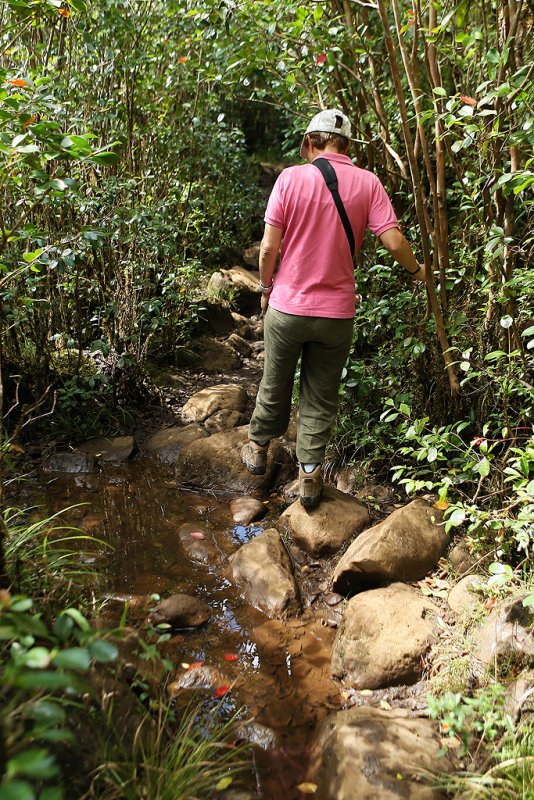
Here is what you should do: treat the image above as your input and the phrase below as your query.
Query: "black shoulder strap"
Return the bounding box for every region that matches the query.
[312,157,355,258]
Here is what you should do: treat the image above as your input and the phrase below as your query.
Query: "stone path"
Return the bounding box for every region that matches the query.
[46,263,534,800]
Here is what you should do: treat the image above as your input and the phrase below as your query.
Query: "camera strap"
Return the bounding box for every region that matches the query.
[312,157,355,258]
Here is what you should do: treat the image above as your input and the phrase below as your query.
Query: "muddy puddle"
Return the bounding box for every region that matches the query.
[38,455,342,799]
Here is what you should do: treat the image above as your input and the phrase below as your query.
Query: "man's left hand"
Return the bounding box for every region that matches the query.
[261,293,270,315]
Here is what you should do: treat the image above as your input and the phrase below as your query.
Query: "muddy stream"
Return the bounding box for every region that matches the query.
[41,453,342,799]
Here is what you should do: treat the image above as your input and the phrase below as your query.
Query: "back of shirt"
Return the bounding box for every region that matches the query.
[265,152,398,319]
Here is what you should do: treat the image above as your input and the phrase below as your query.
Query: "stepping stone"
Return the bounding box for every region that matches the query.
[182,383,247,423]
[77,435,135,464]
[230,497,267,525]
[306,706,452,799]
[145,424,208,464]
[178,523,220,565]
[150,593,210,628]
[331,583,437,690]
[279,486,370,557]
[229,529,300,618]
[332,499,448,593]
[42,452,97,473]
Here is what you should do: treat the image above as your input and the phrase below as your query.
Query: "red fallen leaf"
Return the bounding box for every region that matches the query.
[316,54,327,65]
[485,597,496,610]
[23,115,37,129]
[224,653,238,662]
[178,56,188,64]
[460,95,477,106]
[188,661,204,669]
[58,8,70,17]
[8,79,27,87]
[214,685,230,698]
[190,531,205,540]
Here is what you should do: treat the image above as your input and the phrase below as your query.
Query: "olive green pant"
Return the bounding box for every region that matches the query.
[249,307,354,464]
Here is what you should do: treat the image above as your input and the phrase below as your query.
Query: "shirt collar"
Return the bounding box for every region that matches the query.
[311,152,353,165]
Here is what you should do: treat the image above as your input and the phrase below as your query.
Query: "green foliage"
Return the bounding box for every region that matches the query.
[0,591,119,800]
[91,701,250,800]
[426,683,513,758]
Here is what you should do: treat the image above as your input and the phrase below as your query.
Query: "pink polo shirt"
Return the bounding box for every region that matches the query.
[265,152,398,318]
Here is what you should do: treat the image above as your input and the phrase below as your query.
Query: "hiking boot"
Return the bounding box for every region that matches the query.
[241,440,269,475]
[299,464,323,509]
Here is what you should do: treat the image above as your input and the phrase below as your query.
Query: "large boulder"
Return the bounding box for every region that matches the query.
[196,301,235,335]
[473,596,534,670]
[175,426,291,496]
[182,384,247,424]
[332,499,448,594]
[144,424,208,464]
[306,706,451,800]
[278,486,370,557]
[208,267,261,316]
[229,529,300,618]
[447,574,483,616]
[193,337,242,372]
[331,583,437,689]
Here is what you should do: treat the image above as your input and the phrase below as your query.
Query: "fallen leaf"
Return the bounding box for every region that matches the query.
[8,79,27,87]
[359,689,373,696]
[296,783,317,795]
[316,54,326,65]
[178,56,187,63]
[190,531,205,540]
[460,95,477,106]
[22,116,36,129]
[380,699,392,710]
[188,661,204,669]
[181,662,190,669]
[214,685,229,698]
[485,597,496,610]
[434,500,449,510]
[58,7,70,16]
[224,653,238,662]
[8,443,25,453]
[215,776,233,790]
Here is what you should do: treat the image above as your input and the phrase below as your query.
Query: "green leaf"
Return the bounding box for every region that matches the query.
[31,699,66,725]
[61,608,91,632]
[6,749,57,780]
[0,780,35,800]
[522,594,534,608]
[399,403,411,416]
[448,508,466,526]
[433,86,448,97]
[89,151,120,165]
[15,671,77,691]
[88,639,118,663]
[521,325,534,338]
[474,457,490,478]
[23,647,51,669]
[38,788,62,800]
[52,647,90,672]
[428,447,438,463]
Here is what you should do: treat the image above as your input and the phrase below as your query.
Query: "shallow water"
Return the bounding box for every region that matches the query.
[39,455,340,799]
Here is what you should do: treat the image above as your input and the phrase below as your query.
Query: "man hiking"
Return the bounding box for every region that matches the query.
[241,108,426,508]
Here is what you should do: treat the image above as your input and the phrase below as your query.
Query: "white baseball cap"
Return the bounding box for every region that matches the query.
[299,108,352,158]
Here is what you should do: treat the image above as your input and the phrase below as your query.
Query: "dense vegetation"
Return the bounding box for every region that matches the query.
[0,0,533,797]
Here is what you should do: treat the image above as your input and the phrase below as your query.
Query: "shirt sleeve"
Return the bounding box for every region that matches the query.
[367,176,398,237]
[264,172,285,229]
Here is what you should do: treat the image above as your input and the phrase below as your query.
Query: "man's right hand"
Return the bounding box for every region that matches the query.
[261,293,270,315]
